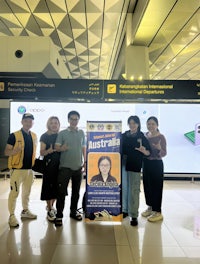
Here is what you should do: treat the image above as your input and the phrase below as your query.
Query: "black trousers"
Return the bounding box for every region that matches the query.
[56,167,82,218]
[142,159,164,212]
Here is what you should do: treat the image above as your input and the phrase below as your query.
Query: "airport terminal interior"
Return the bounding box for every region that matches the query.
[0,0,200,263]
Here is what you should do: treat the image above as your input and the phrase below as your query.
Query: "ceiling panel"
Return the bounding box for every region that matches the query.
[0,0,199,80]
[142,0,200,80]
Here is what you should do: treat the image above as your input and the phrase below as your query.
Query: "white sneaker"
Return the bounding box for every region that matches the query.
[46,206,57,214]
[47,209,56,221]
[51,207,57,214]
[141,206,152,217]
[9,214,19,228]
[148,212,163,222]
[21,209,37,219]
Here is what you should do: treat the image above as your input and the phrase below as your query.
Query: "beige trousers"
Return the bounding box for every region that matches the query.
[8,169,34,215]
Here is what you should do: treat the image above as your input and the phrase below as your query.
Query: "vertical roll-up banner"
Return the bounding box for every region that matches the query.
[85,121,122,222]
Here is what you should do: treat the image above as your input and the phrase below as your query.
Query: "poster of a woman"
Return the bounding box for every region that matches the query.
[90,155,118,185]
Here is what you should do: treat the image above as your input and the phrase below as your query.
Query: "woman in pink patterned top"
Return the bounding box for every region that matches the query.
[142,116,167,222]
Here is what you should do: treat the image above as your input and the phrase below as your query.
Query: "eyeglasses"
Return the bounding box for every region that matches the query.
[99,164,110,168]
[69,118,79,121]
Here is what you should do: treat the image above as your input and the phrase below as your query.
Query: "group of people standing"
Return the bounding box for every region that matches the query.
[4,110,166,229]
[121,115,167,226]
[4,111,86,228]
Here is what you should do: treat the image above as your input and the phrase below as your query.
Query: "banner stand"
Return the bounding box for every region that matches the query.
[85,121,122,222]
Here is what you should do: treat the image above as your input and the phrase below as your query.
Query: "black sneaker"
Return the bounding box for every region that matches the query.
[70,212,82,221]
[130,217,138,226]
[54,218,63,227]
[123,212,128,218]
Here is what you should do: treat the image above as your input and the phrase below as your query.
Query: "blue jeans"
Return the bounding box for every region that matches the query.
[122,165,141,218]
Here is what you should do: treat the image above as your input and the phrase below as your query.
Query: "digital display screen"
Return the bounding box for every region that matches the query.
[10,101,200,174]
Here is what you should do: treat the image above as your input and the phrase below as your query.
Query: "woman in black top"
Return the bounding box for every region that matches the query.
[121,115,151,226]
[40,116,60,221]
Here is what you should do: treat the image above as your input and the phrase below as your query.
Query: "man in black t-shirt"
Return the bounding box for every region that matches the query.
[4,113,37,228]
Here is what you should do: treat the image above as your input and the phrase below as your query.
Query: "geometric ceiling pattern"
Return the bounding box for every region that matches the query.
[133,0,200,80]
[0,0,199,80]
[0,0,131,79]
[114,0,200,81]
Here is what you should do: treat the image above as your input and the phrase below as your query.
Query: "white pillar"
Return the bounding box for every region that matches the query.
[125,13,149,80]
[125,45,149,80]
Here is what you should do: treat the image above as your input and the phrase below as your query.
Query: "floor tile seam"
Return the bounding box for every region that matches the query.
[115,242,134,263]
[55,243,119,247]
[116,246,137,264]
[118,223,137,262]
[113,225,130,247]
[180,246,200,259]
[163,222,188,256]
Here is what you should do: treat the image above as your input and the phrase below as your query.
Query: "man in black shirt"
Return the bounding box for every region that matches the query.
[4,113,37,228]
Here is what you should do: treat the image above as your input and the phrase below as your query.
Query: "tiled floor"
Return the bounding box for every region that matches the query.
[0,177,200,264]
